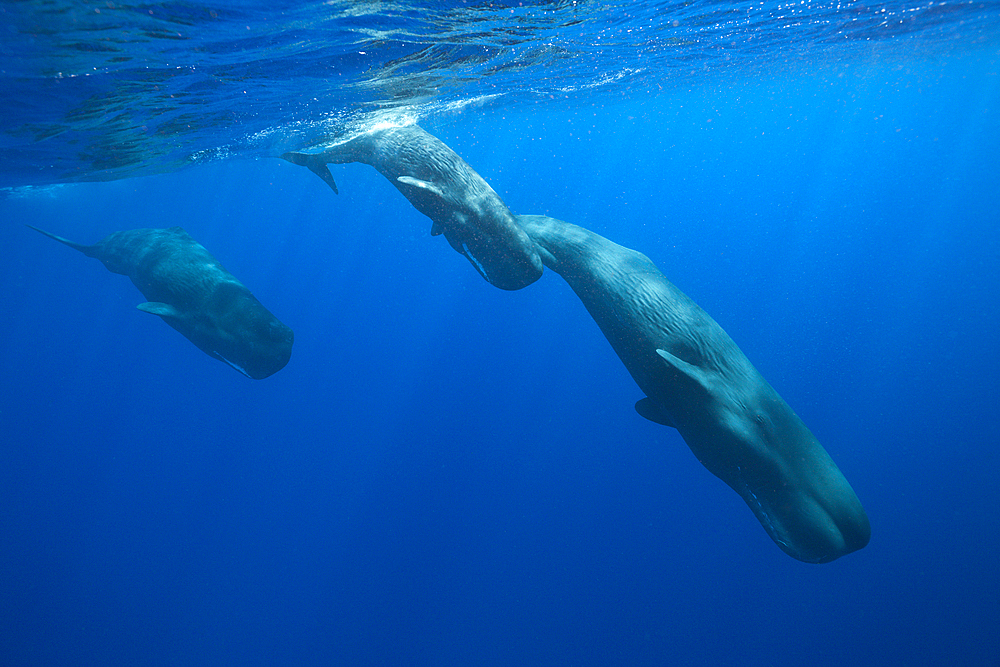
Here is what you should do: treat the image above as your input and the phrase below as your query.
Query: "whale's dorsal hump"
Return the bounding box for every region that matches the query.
[137,302,182,319]
[397,175,446,199]
[635,398,676,428]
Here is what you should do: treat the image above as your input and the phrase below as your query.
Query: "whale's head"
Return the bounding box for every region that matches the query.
[696,384,871,563]
[429,209,544,291]
[652,348,869,563]
[145,281,294,380]
[204,283,294,380]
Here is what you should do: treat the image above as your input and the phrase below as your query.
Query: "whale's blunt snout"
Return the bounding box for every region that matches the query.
[721,396,871,563]
[762,486,870,564]
[461,240,544,291]
[800,514,870,565]
[491,251,544,291]
[825,496,871,561]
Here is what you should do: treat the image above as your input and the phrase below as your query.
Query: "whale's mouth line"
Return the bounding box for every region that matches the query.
[214,351,252,378]
[461,242,491,283]
[735,467,788,548]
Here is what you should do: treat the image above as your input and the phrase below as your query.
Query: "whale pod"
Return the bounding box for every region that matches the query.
[28,225,293,379]
[282,124,543,291]
[518,214,870,563]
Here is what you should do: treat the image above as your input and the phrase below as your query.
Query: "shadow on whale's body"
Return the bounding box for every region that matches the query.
[518,214,870,563]
[27,225,294,380]
[282,124,543,291]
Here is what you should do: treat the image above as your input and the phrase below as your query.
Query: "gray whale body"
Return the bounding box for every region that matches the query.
[282,124,543,291]
[518,214,870,563]
[28,225,293,380]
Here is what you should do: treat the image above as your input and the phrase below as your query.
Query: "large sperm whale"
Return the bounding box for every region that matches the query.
[281,124,544,291]
[27,225,294,379]
[517,214,870,563]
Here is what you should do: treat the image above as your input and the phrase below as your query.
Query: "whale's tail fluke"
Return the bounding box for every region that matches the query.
[280,152,339,194]
[26,224,97,258]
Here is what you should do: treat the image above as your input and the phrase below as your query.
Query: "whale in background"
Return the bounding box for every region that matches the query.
[27,225,294,380]
[282,124,543,291]
[517,214,870,563]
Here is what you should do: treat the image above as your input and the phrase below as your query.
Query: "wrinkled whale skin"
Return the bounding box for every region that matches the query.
[282,124,543,291]
[518,214,870,563]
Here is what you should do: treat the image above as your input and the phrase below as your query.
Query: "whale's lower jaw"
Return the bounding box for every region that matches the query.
[461,242,491,285]
[214,351,253,378]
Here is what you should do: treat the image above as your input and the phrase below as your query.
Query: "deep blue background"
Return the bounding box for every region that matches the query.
[2,51,998,665]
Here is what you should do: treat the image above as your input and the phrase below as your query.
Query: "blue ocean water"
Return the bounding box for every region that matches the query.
[2,2,999,665]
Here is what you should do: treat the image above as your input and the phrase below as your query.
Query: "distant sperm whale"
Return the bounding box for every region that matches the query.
[27,225,294,379]
[281,124,543,291]
[517,214,870,563]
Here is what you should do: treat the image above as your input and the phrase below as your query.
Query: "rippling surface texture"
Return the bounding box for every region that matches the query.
[3,0,997,185]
